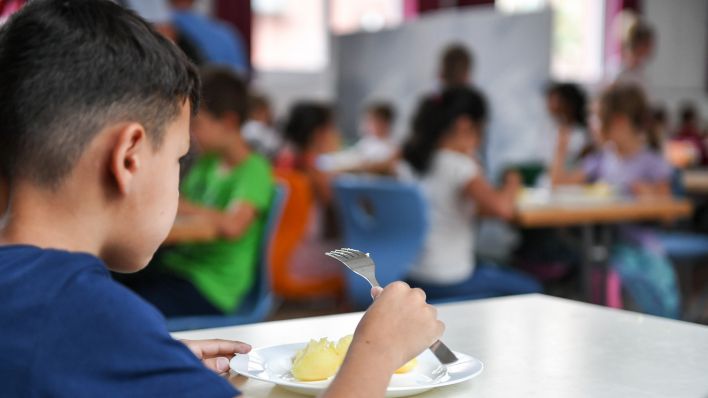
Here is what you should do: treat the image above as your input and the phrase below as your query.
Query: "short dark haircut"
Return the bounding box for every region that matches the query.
[366,102,396,125]
[403,86,488,175]
[440,43,473,87]
[199,66,248,125]
[0,0,200,188]
[283,102,333,151]
[545,82,588,127]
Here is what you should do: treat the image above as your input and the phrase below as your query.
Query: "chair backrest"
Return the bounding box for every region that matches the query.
[333,177,428,309]
[270,169,315,294]
[165,183,287,332]
[250,183,287,309]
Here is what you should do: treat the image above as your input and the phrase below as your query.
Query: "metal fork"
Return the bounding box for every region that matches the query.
[326,248,459,365]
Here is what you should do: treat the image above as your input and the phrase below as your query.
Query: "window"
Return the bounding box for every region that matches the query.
[252,0,328,72]
[497,0,605,83]
[330,0,404,35]
[252,0,405,72]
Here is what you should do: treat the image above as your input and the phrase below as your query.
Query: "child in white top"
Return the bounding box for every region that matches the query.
[401,87,541,299]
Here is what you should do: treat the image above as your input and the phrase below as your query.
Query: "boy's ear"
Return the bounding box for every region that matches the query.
[109,123,147,195]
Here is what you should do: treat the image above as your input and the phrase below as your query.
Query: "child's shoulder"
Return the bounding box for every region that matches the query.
[0,245,161,325]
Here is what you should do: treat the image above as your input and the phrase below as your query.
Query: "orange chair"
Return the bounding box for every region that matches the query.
[270,169,344,300]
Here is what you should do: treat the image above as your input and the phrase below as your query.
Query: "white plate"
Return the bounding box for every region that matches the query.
[230,342,483,397]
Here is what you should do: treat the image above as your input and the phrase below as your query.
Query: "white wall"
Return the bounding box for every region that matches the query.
[645,0,708,125]
[334,7,553,177]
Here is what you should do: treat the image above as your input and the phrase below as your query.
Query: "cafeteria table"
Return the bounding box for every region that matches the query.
[515,197,693,303]
[174,294,708,398]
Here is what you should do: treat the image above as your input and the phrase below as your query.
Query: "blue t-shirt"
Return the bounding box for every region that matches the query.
[0,245,240,397]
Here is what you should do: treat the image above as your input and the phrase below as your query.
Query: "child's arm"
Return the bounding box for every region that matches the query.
[322,283,444,398]
[549,127,587,185]
[176,199,258,239]
[465,172,521,221]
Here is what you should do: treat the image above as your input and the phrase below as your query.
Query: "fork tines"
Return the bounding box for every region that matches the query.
[325,248,368,261]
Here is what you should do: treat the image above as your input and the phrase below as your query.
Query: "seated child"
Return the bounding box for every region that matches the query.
[400,87,542,300]
[545,82,593,185]
[123,66,275,317]
[241,92,282,159]
[320,102,399,174]
[276,102,344,281]
[554,84,680,318]
[0,1,444,396]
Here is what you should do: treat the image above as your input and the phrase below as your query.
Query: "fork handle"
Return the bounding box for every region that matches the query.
[429,339,458,364]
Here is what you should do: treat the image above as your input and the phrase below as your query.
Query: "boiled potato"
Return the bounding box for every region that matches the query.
[291,338,342,381]
[291,335,418,381]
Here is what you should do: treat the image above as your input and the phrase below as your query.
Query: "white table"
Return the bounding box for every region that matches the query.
[174,294,708,398]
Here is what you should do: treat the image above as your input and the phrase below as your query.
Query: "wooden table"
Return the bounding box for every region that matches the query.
[515,197,693,304]
[515,198,693,228]
[174,294,708,398]
[163,216,219,245]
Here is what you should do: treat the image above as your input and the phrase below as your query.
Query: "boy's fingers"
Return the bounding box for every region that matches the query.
[370,286,384,299]
[182,339,252,358]
[202,356,231,374]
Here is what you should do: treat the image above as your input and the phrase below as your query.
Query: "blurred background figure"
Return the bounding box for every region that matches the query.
[615,19,655,93]
[242,92,282,159]
[673,103,707,166]
[546,82,593,186]
[318,101,399,175]
[401,86,540,301]
[439,43,474,89]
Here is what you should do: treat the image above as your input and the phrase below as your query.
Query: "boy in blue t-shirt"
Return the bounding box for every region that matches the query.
[0,1,444,397]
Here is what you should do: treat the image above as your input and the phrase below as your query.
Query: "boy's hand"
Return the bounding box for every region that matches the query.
[350,281,444,374]
[181,339,251,374]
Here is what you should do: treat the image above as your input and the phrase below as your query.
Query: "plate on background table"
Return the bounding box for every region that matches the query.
[230,342,483,397]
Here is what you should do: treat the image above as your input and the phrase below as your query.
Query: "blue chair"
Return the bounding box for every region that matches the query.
[332,177,428,309]
[660,169,708,260]
[166,184,287,332]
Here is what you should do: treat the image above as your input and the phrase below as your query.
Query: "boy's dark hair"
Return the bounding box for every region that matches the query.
[199,66,248,125]
[545,82,588,127]
[403,86,488,175]
[440,43,473,87]
[283,102,333,151]
[367,102,396,126]
[0,0,200,188]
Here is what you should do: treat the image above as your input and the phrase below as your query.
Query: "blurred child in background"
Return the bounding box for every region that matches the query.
[546,82,593,185]
[125,67,274,317]
[616,20,655,93]
[320,102,399,175]
[277,102,344,282]
[673,103,707,166]
[242,92,282,159]
[401,87,541,300]
[279,102,341,205]
[554,84,680,318]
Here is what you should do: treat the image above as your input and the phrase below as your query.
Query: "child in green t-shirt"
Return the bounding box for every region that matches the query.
[126,66,274,316]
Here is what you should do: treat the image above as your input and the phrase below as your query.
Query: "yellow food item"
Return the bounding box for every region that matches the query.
[395,358,418,374]
[291,338,342,381]
[291,335,418,381]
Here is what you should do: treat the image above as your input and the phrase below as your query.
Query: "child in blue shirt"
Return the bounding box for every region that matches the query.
[0,1,444,397]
